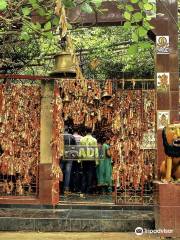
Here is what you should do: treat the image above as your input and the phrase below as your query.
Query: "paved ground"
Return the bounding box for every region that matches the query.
[0,232,163,240]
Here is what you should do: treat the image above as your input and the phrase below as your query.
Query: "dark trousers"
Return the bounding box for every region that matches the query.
[81,161,96,194]
[60,160,72,192]
[70,161,82,192]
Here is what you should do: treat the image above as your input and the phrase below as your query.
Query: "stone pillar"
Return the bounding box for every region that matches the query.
[154,182,180,237]
[154,0,180,237]
[155,0,179,173]
[39,80,59,205]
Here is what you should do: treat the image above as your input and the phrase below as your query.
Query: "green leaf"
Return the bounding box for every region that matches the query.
[29,22,37,30]
[28,0,39,10]
[138,2,144,9]
[44,31,54,40]
[81,3,93,13]
[125,4,134,12]
[143,21,154,30]
[32,3,39,9]
[67,23,73,30]
[20,32,30,41]
[124,11,131,20]
[138,26,147,37]
[145,15,152,21]
[130,0,139,3]
[123,21,131,29]
[127,44,138,55]
[139,42,152,49]
[62,0,75,8]
[132,32,138,42]
[52,16,59,26]
[91,0,102,7]
[28,0,37,4]
[37,8,46,17]
[34,22,41,30]
[44,21,51,31]
[22,7,31,16]
[117,4,124,10]
[144,3,153,11]
[133,12,143,22]
[143,20,150,28]
[0,0,7,10]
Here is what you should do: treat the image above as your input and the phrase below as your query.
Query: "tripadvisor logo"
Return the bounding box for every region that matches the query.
[135,227,144,236]
[135,227,173,235]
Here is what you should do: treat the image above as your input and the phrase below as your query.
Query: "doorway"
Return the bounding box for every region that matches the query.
[58,79,156,205]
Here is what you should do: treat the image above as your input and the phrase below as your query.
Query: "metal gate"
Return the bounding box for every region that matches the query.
[58,78,156,205]
[0,78,41,197]
[0,77,156,205]
[111,87,156,205]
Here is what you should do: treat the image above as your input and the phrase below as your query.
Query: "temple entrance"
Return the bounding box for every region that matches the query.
[0,77,156,205]
[59,79,156,205]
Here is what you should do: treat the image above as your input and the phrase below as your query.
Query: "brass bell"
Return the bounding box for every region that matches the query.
[101,91,111,100]
[108,103,113,108]
[90,112,95,117]
[94,95,100,101]
[63,95,70,103]
[50,51,76,78]
[88,99,94,105]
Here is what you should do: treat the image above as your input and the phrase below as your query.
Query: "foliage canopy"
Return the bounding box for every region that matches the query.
[0,0,156,77]
[72,26,154,79]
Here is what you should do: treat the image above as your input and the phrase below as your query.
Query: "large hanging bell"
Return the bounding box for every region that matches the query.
[101,91,112,100]
[50,52,76,78]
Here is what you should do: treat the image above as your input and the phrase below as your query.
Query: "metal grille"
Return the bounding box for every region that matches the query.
[113,89,156,205]
[0,79,41,196]
[0,76,156,205]
[58,78,156,205]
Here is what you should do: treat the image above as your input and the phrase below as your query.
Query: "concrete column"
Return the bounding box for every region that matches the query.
[154,1,180,237]
[40,80,54,164]
[154,0,179,175]
[38,80,59,205]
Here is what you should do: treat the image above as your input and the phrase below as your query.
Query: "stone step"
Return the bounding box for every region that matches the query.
[0,207,155,232]
[0,203,154,210]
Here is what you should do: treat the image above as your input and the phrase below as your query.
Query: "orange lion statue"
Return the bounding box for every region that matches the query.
[160,123,180,182]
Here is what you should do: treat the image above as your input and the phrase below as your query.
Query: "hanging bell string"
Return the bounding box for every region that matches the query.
[55,1,87,93]
[55,0,62,16]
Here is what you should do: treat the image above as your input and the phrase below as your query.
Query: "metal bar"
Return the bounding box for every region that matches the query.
[0,74,52,80]
[0,74,155,82]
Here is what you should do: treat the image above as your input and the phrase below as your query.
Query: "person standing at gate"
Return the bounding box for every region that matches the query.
[70,128,83,192]
[79,127,98,195]
[61,126,76,195]
[73,128,82,145]
[96,136,112,194]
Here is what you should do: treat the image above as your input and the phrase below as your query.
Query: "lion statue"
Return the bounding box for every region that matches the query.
[160,123,180,182]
